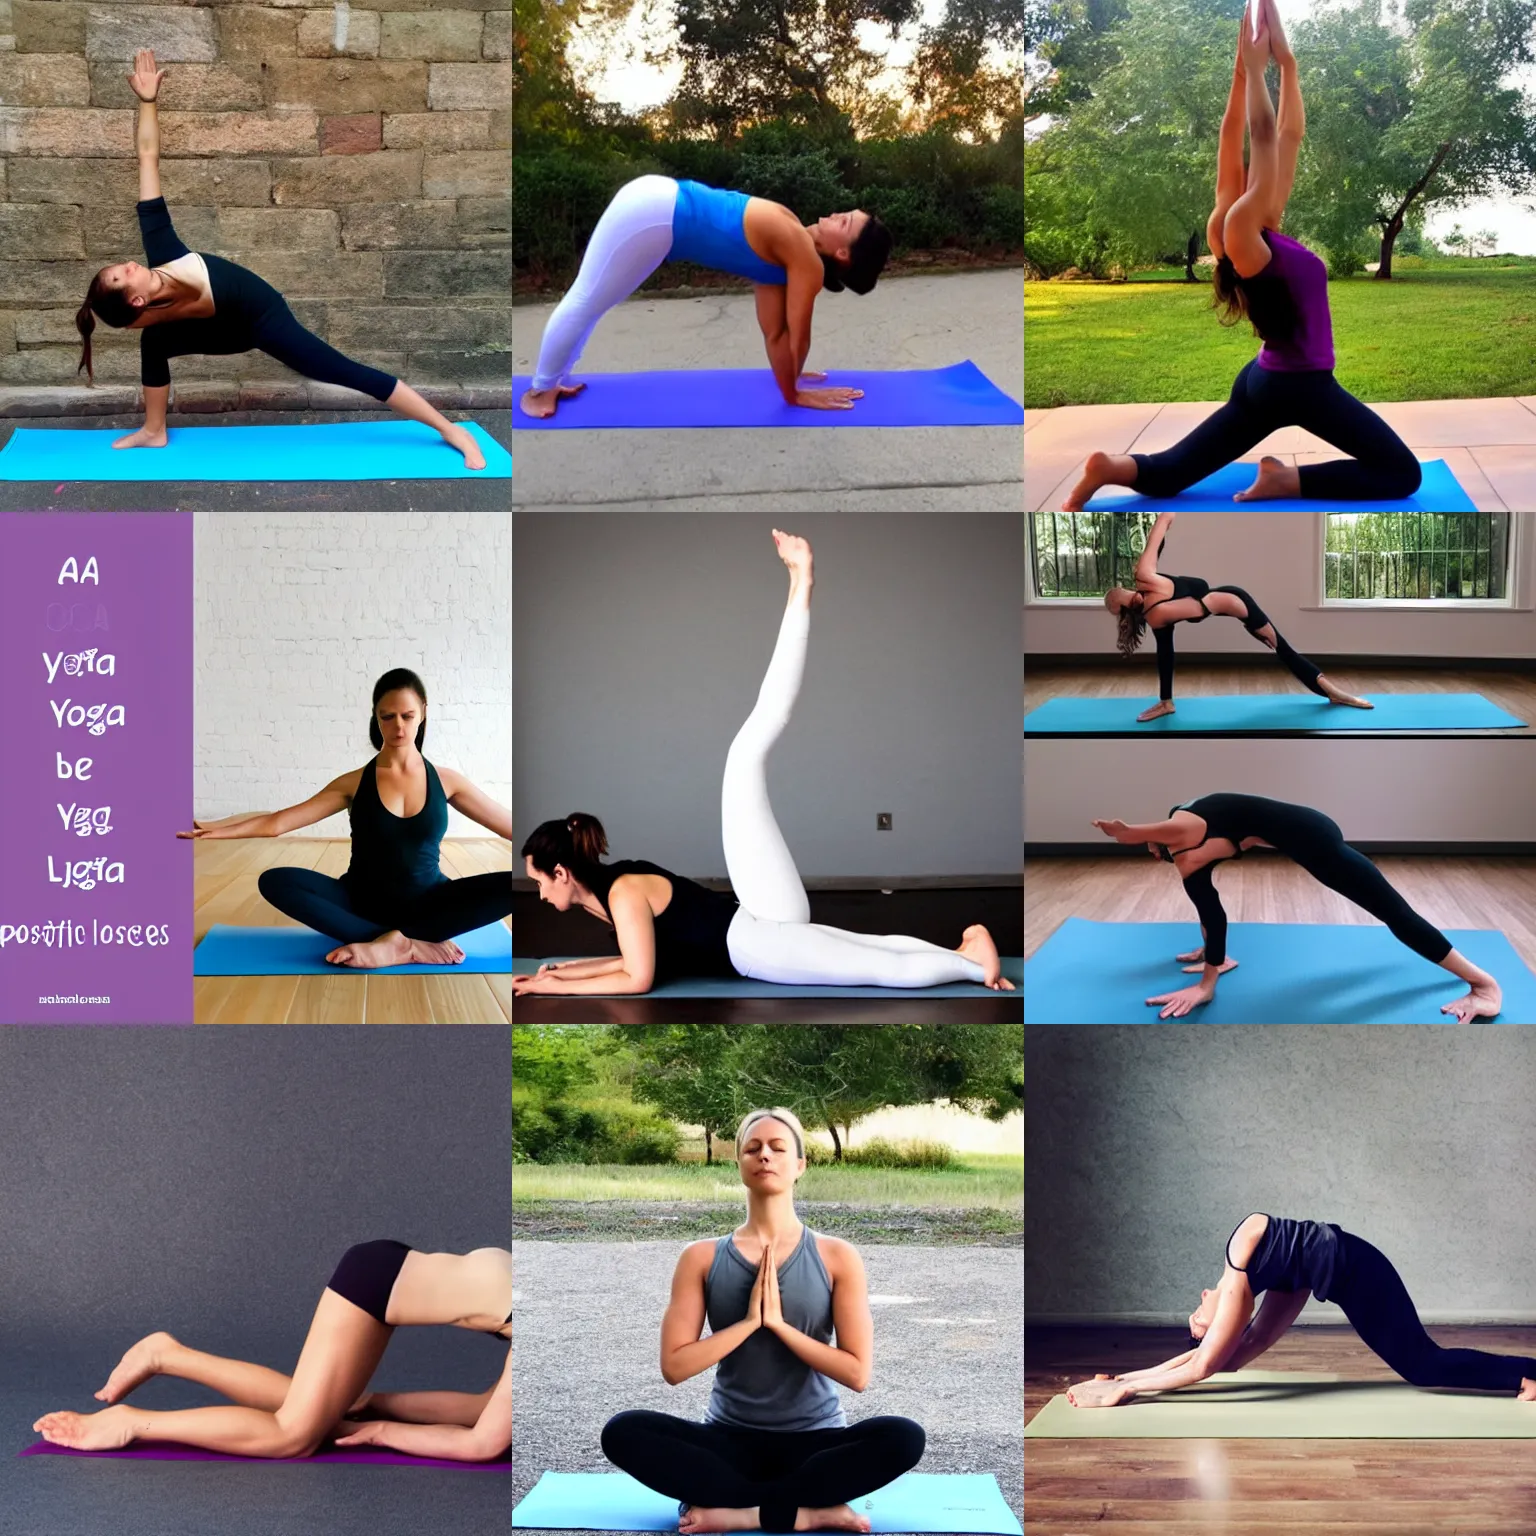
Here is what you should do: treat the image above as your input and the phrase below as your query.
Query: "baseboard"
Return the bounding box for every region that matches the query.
[1027,843,1536,858]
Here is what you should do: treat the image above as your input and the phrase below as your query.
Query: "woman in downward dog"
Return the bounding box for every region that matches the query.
[1105,512,1371,721]
[601,1109,926,1532]
[1067,1213,1536,1407]
[1061,0,1421,509]
[34,1242,511,1459]
[515,531,1012,995]
[78,51,486,470]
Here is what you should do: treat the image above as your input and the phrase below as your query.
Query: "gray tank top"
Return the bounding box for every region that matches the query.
[702,1226,847,1431]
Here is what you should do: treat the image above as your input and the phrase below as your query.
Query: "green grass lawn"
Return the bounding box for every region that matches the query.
[1025,259,1536,408]
[512,1158,1024,1212]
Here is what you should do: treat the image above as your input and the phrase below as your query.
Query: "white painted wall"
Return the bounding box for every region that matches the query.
[194,512,510,837]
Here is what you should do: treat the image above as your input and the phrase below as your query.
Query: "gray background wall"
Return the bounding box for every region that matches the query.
[1026,1027,1536,1324]
[513,514,1023,882]
[1026,512,1536,659]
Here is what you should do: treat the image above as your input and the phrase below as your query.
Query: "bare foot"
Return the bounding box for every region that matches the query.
[1232,454,1299,502]
[33,1405,139,1451]
[1519,1377,1536,1401]
[795,1506,871,1533]
[1317,674,1374,709]
[410,937,466,965]
[1137,701,1175,722]
[679,1508,761,1534]
[519,382,586,419]
[1061,449,1131,510]
[441,422,487,470]
[325,930,413,969]
[1442,979,1502,1023]
[959,924,1014,990]
[95,1331,177,1404]
[112,427,168,450]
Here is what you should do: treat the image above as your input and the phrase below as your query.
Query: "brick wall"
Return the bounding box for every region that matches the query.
[0,2,511,394]
[194,510,511,837]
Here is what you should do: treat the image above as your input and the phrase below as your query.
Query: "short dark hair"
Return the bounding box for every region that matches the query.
[820,214,893,296]
[370,667,428,750]
[521,814,608,882]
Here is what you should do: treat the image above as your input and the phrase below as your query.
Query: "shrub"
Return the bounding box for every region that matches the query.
[844,1137,955,1169]
[735,148,850,223]
[512,1093,679,1165]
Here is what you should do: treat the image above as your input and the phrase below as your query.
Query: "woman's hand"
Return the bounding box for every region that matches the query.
[1066,1377,1131,1409]
[747,1249,768,1331]
[1264,0,1295,65]
[334,1419,388,1448]
[1147,982,1216,1020]
[512,972,559,996]
[794,387,864,411]
[1240,8,1272,72]
[535,962,565,976]
[174,825,214,840]
[126,48,166,102]
[1137,701,1175,723]
[1090,818,1130,840]
[761,1245,785,1331]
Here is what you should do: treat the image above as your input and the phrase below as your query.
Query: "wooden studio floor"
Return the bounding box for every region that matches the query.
[193,839,511,1024]
[1027,1324,1536,1534]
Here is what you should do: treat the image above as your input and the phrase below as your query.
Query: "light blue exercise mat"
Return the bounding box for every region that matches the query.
[514,957,1022,999]
[195,921,512,976]
[1023,918,1536,1023]
[512,1471,1023,1534]
[0,420,510,481]
[1084,458,1476,511]
[1024,693,1527,734]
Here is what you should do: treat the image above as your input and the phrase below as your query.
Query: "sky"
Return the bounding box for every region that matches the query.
[1027,0,1536,255]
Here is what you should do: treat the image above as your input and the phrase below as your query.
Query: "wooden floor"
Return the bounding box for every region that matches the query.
[1025,855,1536,973]
[1025,660,1536,736]
[1027,1324,1536,1533]
[193,839,512,1024]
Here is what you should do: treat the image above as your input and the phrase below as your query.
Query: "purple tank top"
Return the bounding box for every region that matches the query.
[1254,230,1335,373]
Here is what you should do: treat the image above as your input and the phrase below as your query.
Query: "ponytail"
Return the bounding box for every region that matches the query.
[75,301,96,385]
[521,814,608,883]
[75,268,145,387]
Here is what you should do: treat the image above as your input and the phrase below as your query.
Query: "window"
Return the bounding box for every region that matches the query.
[1324,513,1511,602]
[1029,512,1159,598]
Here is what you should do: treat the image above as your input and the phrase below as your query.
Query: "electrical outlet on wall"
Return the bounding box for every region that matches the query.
[877,812,892,830]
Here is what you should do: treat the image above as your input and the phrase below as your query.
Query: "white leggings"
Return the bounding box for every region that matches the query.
[531,175,678,391]
[722,601,988,989]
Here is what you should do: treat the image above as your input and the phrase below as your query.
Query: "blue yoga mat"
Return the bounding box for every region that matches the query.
[514,956,1022,998]
[1084,457,1475,511]
[512,1471,1023,1534]
[1024,918,1536,1023]
[195,921,512,975]
[512,361,1024,430]
[0,420,510,481]
[1024,693,1527,733]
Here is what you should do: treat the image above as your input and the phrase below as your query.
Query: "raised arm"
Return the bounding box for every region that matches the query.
[1223,17,1280,277]
[1133,511,1176,585]
[1269,0,1304,226]
[127,49,165,202]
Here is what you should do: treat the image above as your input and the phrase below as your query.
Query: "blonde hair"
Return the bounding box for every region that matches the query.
[735,1107,806,1160]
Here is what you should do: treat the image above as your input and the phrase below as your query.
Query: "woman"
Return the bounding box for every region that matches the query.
[1067,1212,1536,1408]
[514,530,1013,995]
[177,667,513,970]
[1060,0,1423,509]
[33,1241,511,1459]
[1105,510,1371,721]
[601,1109,926,1533]
[1090,792,1503,1021]
[78,51,487,471]
[519,176,893,419]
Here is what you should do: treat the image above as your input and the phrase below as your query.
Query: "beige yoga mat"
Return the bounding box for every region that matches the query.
[1025,1370,1536,1438]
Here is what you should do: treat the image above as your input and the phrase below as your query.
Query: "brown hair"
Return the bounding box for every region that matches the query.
[520,813,608,881]
[1211,238,1300,347]
[75,269,138,385]
[820,214,893,296]
[1115,598,1148,659]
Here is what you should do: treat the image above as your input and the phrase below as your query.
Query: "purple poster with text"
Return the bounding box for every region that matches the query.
[1,513,193,1024]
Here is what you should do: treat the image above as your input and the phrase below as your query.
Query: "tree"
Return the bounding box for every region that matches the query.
[511,1026,601,1101]
[625,1026,753,1164]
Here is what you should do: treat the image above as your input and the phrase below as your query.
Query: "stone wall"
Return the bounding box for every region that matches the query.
[0,2,510,398]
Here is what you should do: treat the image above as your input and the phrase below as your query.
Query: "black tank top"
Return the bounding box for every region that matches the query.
[587,858,739,982]
[1145,573,1212,623]
[1228,1214,1344,1304]
[1167,793,1333,862]
[343,757,448,901]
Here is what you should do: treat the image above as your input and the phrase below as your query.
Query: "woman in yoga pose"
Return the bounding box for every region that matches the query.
[601,1109,926,1532]
[519,176,893,419]
[1090,792,1502,1021]
[1105,511,1371,720]
[78,51,487,470]
[513,530,1013,995]
[33,1241,511,1458]
[1060,0,1422,509]
[177,667,513,969]
[1067,1212,1536,1407]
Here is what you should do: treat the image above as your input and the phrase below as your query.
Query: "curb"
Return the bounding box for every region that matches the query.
[0,383,509,418]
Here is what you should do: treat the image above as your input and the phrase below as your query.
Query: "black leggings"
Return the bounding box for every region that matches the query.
[600,1410,926,1534]
[1336,1233,1536,1392]
[1130,358,1422,501]
[257,867,512,944]
[1154,582,1325,701]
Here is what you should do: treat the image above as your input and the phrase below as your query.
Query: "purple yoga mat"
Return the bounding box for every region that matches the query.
[21,1441,509,1470]
[512,361,1025,429]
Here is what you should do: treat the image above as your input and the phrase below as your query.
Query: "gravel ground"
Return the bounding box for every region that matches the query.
[513,1201,1022,1247]
[511,1239,1022,1535]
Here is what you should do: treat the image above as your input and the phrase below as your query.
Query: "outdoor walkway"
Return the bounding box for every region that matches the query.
[1025,397,1536,511]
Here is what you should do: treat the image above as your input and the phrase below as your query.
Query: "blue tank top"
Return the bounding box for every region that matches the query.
[668,181,787,286]
[702,1227,846,1431]
[1228,1213,1344,1304]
